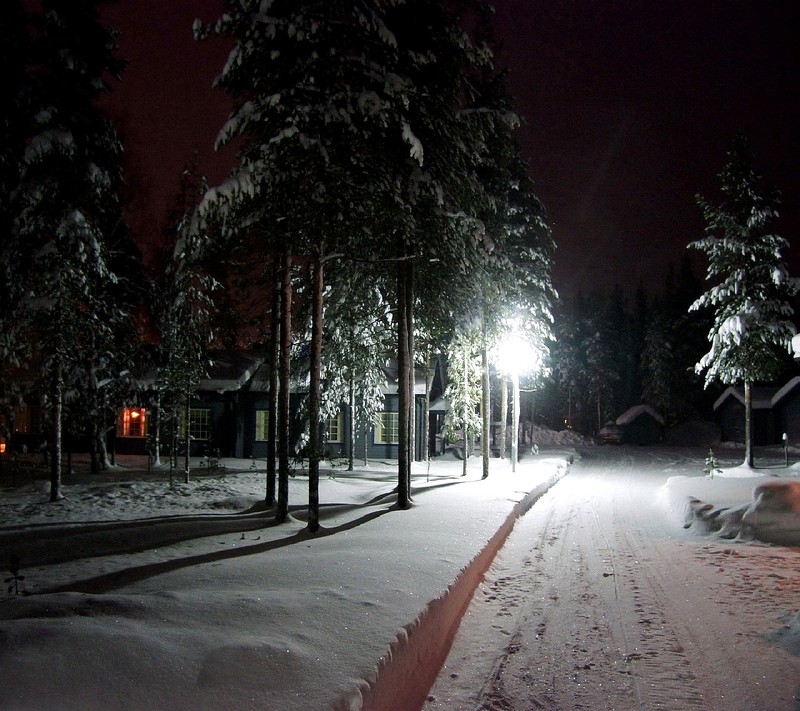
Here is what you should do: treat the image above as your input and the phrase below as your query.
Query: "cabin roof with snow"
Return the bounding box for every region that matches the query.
[201,353,265,393]
[713,385,781,412]
[615,404,664,426]
[772,376,800,406]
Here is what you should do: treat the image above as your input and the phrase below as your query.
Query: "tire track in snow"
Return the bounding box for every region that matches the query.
[425,449,800,711]
[589,456,706,710]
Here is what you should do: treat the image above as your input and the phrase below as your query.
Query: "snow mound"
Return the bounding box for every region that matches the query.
[741,481,800,545]
[665,475,800,546]
[715,463,775,478]
[531,424,592,446]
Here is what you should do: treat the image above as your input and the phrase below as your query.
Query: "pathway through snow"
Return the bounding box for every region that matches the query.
[424,448,800,710]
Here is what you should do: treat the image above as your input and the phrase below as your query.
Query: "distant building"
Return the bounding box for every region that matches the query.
[615,405,665,445]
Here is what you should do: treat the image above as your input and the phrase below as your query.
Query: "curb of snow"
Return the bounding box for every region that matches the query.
[336,456,572,711]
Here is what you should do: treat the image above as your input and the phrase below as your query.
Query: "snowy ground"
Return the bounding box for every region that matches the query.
[426,446,800,711]
[0,444,798,710]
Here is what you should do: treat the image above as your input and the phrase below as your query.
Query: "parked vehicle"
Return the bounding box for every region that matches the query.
[596,422,623,445]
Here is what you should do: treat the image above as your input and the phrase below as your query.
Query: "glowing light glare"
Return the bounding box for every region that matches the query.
[496,331,539,376]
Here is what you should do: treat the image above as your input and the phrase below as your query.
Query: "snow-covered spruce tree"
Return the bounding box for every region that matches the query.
[444,329,483,476]
[499,156,556,433]
[0,1,33,451]
[551,298,587,432]
[11,0,131,500]
[196,0,511,521]
[551,294,618,435]
[640,310,680,425]
[447,70,555,478]
[689,137,799,468]
[375,0,524,499]
[319,269,394,471]
[195,0,419,528]
[155,167,218,486]
[573,297,620,433]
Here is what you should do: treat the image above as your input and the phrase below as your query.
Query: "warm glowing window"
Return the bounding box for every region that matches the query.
[255,410,269,442]
[118,408,147,438]
[326,412,343,443]
[374,412,399,444]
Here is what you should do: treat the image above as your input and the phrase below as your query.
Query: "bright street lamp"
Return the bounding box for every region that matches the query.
[497,329,539,472]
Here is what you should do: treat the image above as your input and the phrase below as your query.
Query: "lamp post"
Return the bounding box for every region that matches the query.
[511,367,520,472]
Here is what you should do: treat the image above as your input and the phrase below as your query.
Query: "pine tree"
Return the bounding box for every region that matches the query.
[195,0,415,528]
[11,0,130,500]
[689,136,799,468]
[444,329,483,476]
[0,1,32,449]
[155,167,218,485]
[319,269,394,471]
[196,0,527,520]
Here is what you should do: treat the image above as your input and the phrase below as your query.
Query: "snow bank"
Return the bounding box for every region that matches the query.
[0,453,574,711]
[531,424,592,447]
[742,481,800,545]
[350,458,570,711]
[661,468,800,546]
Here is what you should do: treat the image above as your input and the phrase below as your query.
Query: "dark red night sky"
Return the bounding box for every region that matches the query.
[101,0,800,297]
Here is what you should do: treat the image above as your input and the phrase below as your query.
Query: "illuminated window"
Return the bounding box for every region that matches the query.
[118,408,147,438]
[374,412,399,444]
[326,412,343,443]
[255,410,269,442]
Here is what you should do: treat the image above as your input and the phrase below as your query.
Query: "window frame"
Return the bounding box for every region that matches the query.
[255,409,270,442]
[118,407,148,438]
[374,411,400,445]
[186,408,211,441]
[326,411,343,443]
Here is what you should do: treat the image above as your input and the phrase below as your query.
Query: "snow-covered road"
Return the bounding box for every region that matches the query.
[425,447,800,710]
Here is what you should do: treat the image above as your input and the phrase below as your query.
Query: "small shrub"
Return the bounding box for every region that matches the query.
[703,449,722,478]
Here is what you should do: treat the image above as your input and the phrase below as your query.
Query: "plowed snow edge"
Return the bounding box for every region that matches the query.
[336,457,572,711]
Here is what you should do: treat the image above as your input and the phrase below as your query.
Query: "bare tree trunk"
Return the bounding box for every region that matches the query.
[567,385,572,430]
[512,371,520,472]
[276,248,292,523]
[169,401,177,488]
[153,392,162,467]
[397,257,410,509]
[50,361,63,502]
[307,252,323,533]
[348,374,356,472]
[363,416,368,466]
[481,329,490,480]
[462,344,468,478]
[500,377,508,459]
[406,258,415,489]
[423,347,431,463]
[266,262,280,506]
[183,388,191,484]
[744,380,754,468]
